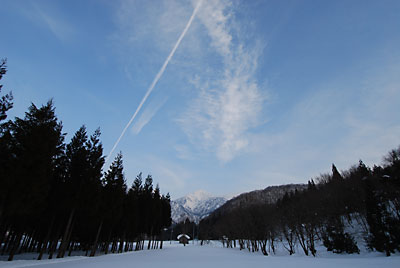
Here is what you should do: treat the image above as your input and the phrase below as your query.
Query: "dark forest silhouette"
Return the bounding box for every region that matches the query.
[199,150,400,256]
[0,59,172,261]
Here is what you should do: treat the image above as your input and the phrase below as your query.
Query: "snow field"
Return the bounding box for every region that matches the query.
[1,241,399,268]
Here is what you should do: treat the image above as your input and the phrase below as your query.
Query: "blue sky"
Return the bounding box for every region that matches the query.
[1,0,400,198]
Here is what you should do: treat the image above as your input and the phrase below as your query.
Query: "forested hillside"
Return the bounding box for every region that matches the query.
[199,150,400,257]
[215,184,307,214]
[0,60,172,261]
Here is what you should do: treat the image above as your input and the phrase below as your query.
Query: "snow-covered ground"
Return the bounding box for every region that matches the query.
[0,241,399,268]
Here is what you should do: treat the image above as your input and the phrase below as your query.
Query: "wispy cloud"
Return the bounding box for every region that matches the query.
[131,97,168,135]
[114,0,198,56]
[126,155,192,198]
[244,57,400,185]
[106,0,202,163]
[114,0,266,162]
[179,0,266,162]
[174,144,194,160]
[30,2,74,42]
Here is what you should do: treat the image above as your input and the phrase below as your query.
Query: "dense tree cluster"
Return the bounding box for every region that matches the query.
[0,62,171,261]
[199,151,400,257]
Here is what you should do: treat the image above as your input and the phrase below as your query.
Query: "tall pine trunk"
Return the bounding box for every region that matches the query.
[57,208,75,258]
[90,220,103,257]
[8,231,22,261]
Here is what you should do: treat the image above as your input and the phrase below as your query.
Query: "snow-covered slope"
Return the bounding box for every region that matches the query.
[171,190,227,224]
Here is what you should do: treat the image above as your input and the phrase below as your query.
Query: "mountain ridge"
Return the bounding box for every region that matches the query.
[204,183,307,219]
[171,190,228,224]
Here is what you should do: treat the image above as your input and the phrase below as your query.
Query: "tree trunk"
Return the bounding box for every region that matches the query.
[104,231,112,254]
[27,235,37,252]
[0,224,9,252]
[63,222,74,258]
[296,229,309,256]
[8,231,22,261]
[90,220,103,257]
[18,234,29,254]
[68,241,74,256]
[48,239,58,259]
[111,240,117,253]
[118,233,125,253]
[147,238,151,250]
[3,230,15,254]
[104,241,110,254]
[260,240,268,256]
[57,208,75,258]
[38,218,55,260]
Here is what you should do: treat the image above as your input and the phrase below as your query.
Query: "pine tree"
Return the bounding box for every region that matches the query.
[322,216,359,254]
[4,101,64,260]
[101,153,127,254]
[365,177,393,256]
[78,129,104,256]
[0,59,13,122]
[332,164,343,181]
[57,126,89,258]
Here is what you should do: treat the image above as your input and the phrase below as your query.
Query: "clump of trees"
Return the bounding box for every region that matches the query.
[0,59,171,261]
[199,152,400,257]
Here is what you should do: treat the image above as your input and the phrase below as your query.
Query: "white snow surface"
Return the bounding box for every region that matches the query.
[1,242,399,268]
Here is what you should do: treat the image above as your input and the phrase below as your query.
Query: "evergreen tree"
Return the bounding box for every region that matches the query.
[57,126,90,258]
[0,59,13,122]
[76,128,104,256]
[322,216,359,254]
[4,101,64,260]
[365,170,399,256]
[101,152,127,254]
[332,164,343,181]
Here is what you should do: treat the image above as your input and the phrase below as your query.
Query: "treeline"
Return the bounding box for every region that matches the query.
[199,149,400,256]
[0,59,171,261]
[171,218,198,241]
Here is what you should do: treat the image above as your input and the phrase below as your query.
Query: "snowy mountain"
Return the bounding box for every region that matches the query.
[171,190,228,224]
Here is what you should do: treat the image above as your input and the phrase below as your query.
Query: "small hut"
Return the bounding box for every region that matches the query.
[177,234,190,246]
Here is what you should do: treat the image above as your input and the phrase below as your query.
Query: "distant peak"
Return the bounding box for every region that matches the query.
[171,190,228,224]
[188,189,213,200]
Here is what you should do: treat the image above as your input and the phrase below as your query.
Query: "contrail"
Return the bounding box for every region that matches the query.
[106,0,203,164]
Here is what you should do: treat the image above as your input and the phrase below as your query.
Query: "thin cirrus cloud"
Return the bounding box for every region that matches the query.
[244,56,400,186]
[178,0,266,162]
[131,97,169,135]
[29,2,74,42]
[114,0,266,163]
[106,0,202,163]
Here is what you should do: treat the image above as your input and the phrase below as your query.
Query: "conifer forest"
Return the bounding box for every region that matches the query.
[199,151,400,256]
[0,59,172,261]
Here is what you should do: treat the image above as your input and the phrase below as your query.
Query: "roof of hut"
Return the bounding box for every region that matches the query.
[177,234,190,240]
